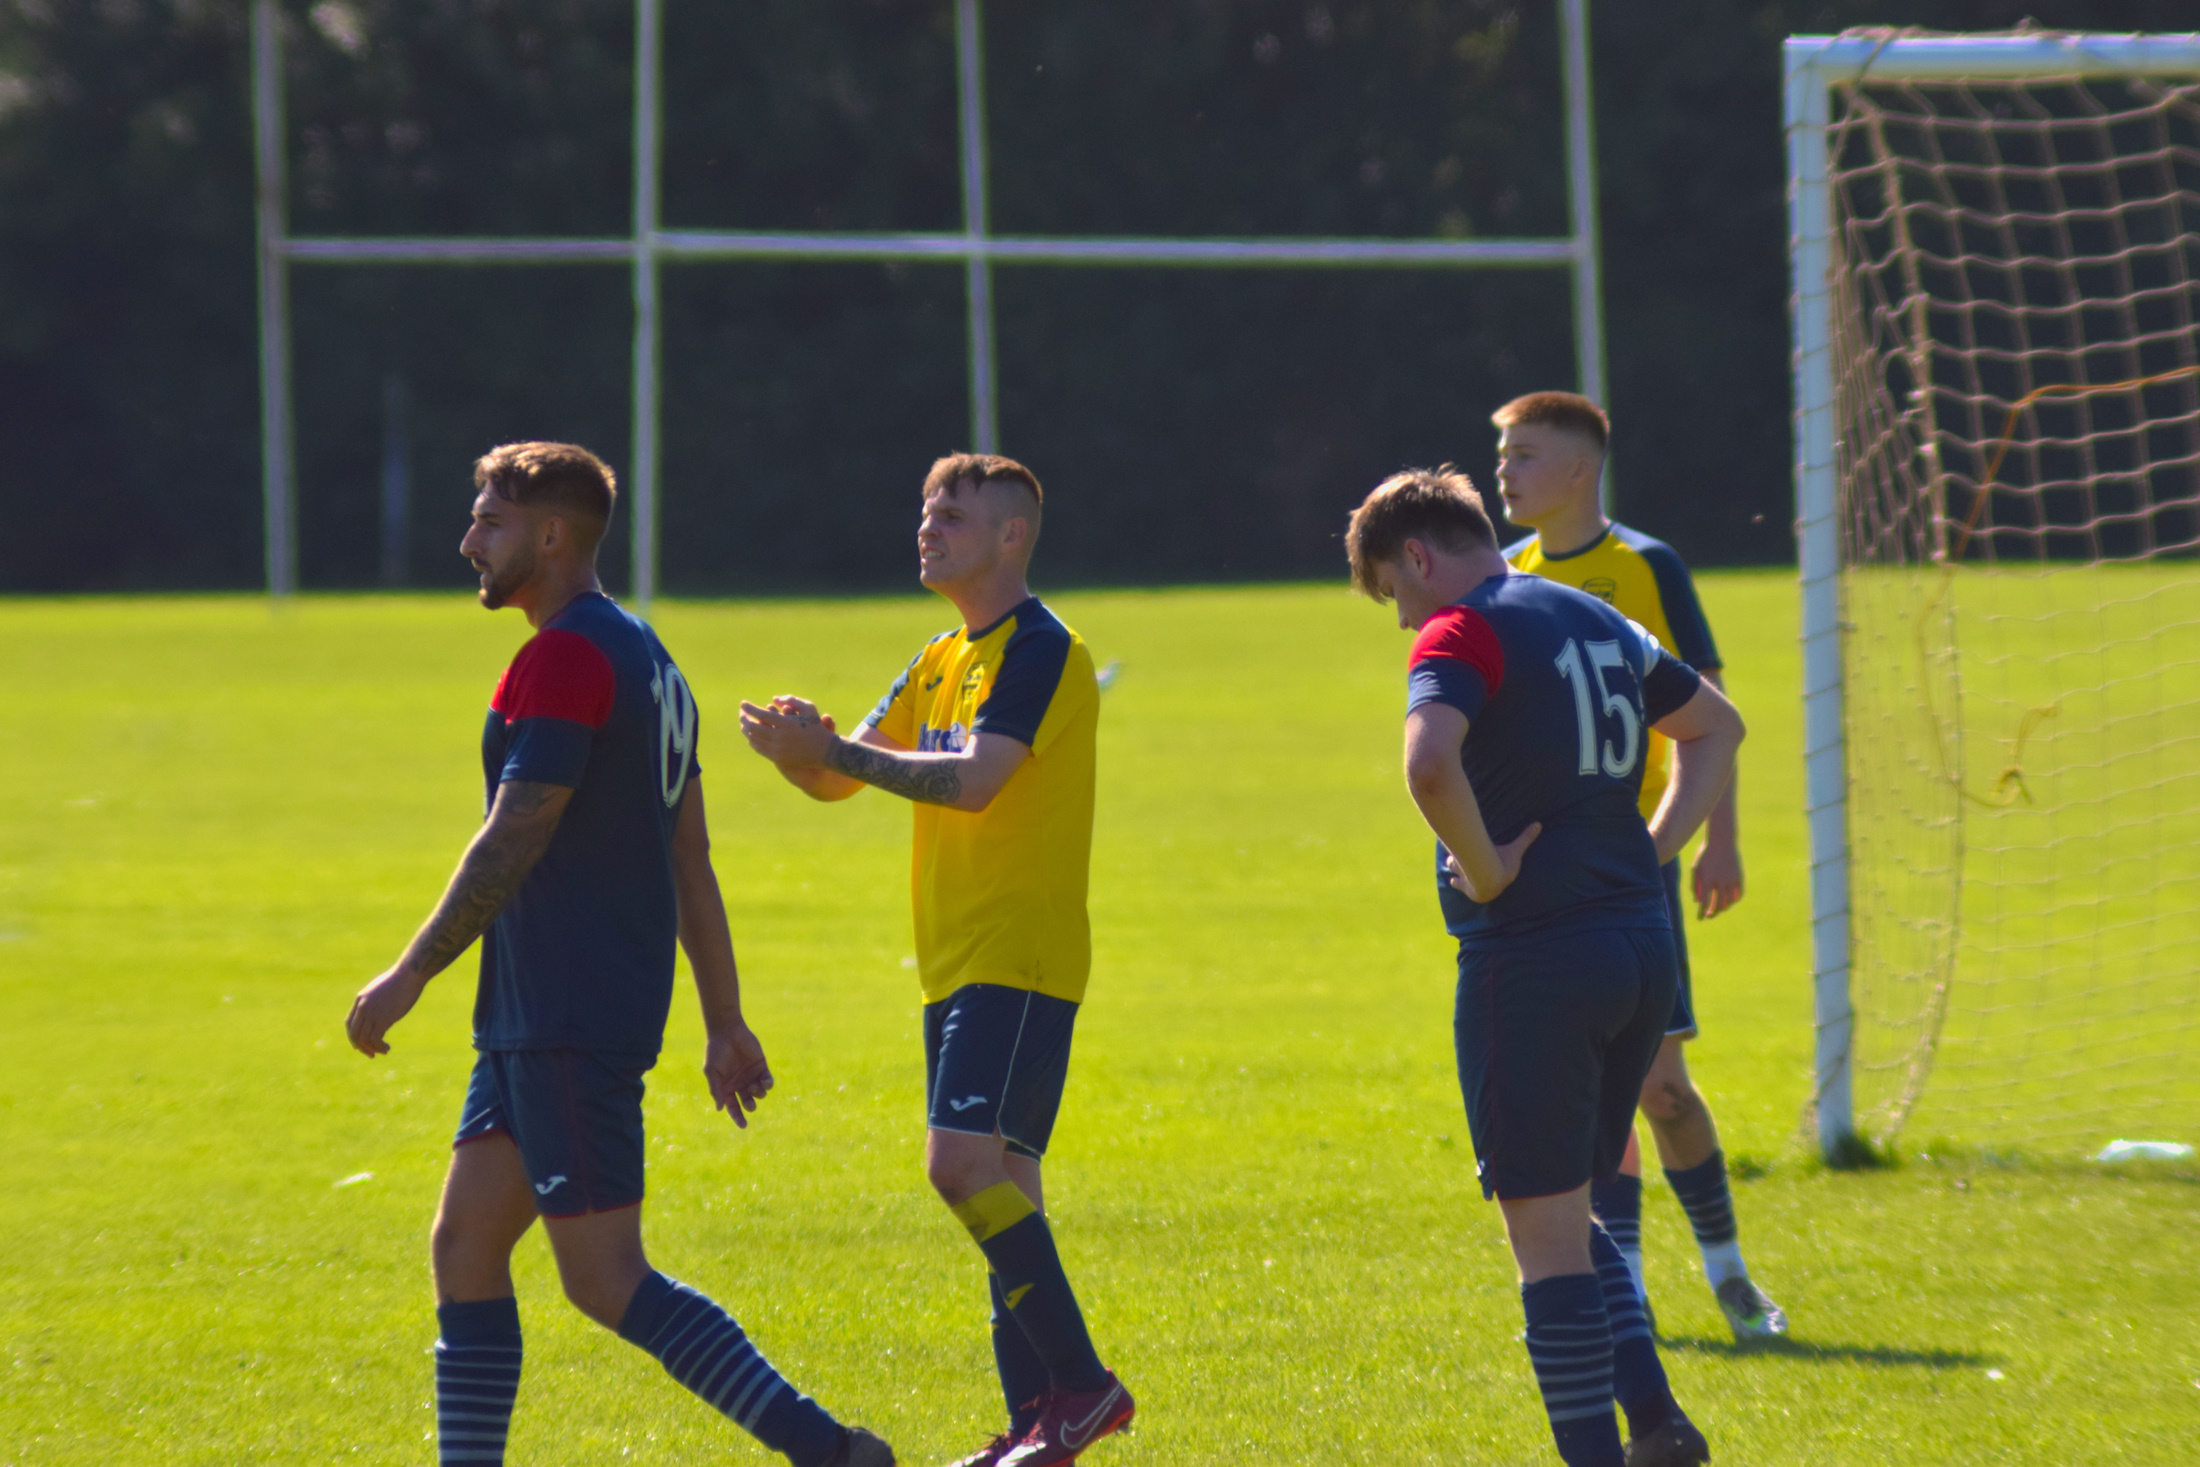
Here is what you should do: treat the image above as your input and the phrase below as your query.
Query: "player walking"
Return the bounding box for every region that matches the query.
[1493,392,1787,1340]
[738,454,1131,1467]
[1348,468,1743,1467]
[346,442,893,1467]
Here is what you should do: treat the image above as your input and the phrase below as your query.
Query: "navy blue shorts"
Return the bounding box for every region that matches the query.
[1453,927,1678,1201]
[454,1048,653,1217]
[1662,860,1697,1039]
[923,984,1077,1160]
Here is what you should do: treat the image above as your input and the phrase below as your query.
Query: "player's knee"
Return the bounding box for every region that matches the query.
[1639,1074,1706,1126]
[925,1147,982,1201]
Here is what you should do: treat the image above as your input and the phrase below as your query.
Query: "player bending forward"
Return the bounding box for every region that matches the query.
[1494,391,1786,1339]
[740,454,1131,1467]
[347,443,892,1467]
[1348,468,1743,1467]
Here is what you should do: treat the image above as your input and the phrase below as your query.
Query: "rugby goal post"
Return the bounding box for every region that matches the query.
[1788,30,2200,1159]
[252,0,1612,606]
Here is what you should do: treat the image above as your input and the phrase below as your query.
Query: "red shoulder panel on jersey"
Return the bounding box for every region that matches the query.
[492,628,616,728]
[1409,606,1504,695]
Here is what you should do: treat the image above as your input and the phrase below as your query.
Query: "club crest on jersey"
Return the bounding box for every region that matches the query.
[649,663,697,809]
[1581,577,1619,603]
[918,721,969,753]
[960,665,987,695]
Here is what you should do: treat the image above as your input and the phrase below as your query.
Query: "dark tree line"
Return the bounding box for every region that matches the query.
[1,0,2189,592]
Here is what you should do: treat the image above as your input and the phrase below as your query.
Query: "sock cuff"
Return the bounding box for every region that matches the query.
[1520,1271,1605,1316]
[1591,1171,1644,1213]
[1662,1149,1727,1191]
[952,1181,1038,1244]
[614,1269,679,1348]
[437,1295,521,1345]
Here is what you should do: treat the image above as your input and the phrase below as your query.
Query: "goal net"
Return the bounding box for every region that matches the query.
[1807,32,2200,1152]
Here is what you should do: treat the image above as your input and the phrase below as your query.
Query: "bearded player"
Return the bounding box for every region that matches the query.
[346,442,892,1467]
[1494,391,1786,1340]
[739,454,1131,1467]
[1349,467,1743,1466]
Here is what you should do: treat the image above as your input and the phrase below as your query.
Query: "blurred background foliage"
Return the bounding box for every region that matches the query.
[1,0,2191,592]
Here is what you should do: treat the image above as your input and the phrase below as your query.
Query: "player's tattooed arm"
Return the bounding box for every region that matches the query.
[347,780,572,1057]
[826,737,964,806]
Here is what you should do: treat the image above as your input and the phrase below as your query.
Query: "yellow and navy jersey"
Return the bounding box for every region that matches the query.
[863,596,1098,1006]
[1506,523,1721,820]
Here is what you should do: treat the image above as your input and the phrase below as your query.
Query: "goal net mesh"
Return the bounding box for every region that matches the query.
[1826,46,2200,1151]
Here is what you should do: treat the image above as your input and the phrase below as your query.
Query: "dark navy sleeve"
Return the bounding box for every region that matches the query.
[1405,606,1505,721]
[491,629,615,788]
[1642,645,1703,725]
[863,649,925,729]
[1635,536,1721,671]
[973,618,1072,747]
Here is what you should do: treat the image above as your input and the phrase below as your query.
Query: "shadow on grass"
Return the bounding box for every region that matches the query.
[1657,1335,1995,1370]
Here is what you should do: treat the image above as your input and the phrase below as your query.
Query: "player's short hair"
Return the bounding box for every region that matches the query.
[923,452,1044,508]
[1345,466,1496,600]
[473,442,618,552]
[1491,391,1610,454]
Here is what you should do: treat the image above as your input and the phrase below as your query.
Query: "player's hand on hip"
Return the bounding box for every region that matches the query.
[346,968,426,1057]
[1691,841,1744,919]
[738,697,836,770]
[704,1022,775,1129]
[1445,823,1542,904]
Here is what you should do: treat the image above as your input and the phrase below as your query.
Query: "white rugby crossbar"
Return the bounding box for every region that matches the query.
[252,0,1611,607]
[1784,29,2200,1158]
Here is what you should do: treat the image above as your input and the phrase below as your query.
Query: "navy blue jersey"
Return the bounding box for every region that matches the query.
[1406,572,1701,946]
[474,591,700,1055]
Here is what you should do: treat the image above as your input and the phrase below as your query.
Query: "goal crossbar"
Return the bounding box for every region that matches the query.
[1785,29,2200,1158]
[254,0,1610,606]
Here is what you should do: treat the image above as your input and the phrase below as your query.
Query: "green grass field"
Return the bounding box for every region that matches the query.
[3,575,2195,1465]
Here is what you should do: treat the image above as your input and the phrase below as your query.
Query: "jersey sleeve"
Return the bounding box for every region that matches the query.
[491,629,616,788]
[973,619,1076,750]
[862,643,935,746]
[1406,606,1505,722]
[1623,617,1704,725]
[1637,539,1721,671]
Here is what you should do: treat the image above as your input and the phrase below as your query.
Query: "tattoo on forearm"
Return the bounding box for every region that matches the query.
[829,737,963,806]
[403,783,562,976]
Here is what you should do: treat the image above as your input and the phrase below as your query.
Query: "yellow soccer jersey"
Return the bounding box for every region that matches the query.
[863,596,1098,1005]
[1507,523,1722,820]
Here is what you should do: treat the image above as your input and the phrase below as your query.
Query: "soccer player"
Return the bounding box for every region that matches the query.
[1491,391,1787,1340]
[1348,467,1743,1467]
[345,442,893,1467]
[737,454,1131,1467]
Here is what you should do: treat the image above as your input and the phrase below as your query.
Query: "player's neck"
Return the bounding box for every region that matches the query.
[940,572,1033,636]
[517,564,604,629]
[1529,497,1611,559]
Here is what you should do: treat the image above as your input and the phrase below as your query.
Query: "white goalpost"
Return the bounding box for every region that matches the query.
[251,0,1612,608]
[1788,29,2200,1158]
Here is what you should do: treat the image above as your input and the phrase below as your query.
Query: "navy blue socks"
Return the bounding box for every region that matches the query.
[1591,1221,1676,1440]
[1519,1273,1624,1467]
[1589,1171,1647,1302]
[617,1271,844,1467]
[435,1297,522,1465]
[1665,1149,1747,1285]
[952,1181,1109,1395]
[990,1270,1052,1433]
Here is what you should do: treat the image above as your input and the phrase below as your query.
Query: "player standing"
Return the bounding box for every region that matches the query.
[345,443,892,1467]
[1348,468,1743,1467]
[1492,391,1787,1339]
[738,454,1131,1467]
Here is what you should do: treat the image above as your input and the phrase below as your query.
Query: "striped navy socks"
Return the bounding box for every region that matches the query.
[435,1297,522,1466]
[1665,1149,1746,1286]
[1591,1220,1676,1440]
[617,1271,844,1467]
[1518,1273,1623,1466]
[1589,1171,1647,1302]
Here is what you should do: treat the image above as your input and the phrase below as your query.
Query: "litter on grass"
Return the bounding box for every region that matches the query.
[334,1171,375,1187]
[2094,1139,2194,1163]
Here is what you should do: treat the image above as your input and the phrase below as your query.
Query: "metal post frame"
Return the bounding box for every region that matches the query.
[1782,29,2200,1158]
[253,2,1614,610]
[250,0,295,597]
[1558,0,1610,508]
